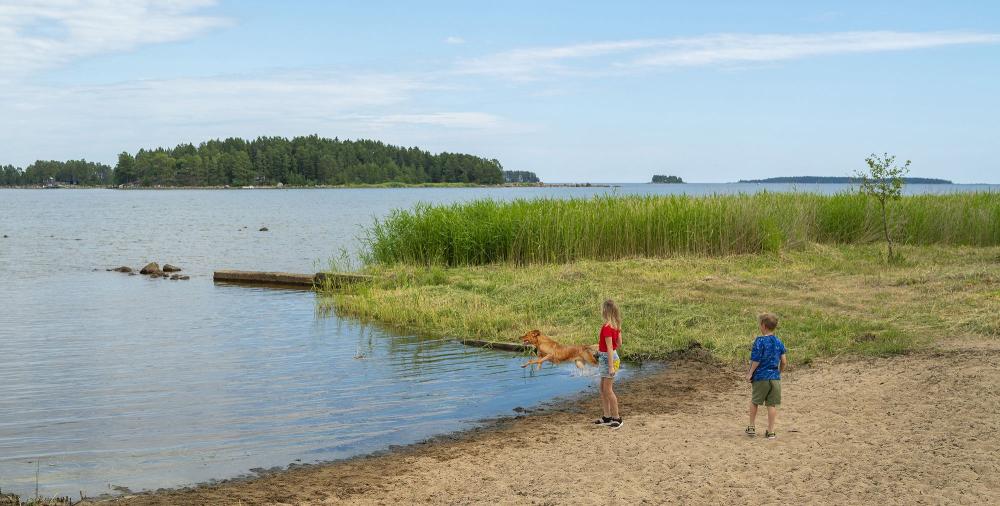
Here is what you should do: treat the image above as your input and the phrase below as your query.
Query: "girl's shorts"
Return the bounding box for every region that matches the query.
[598,351,620,378]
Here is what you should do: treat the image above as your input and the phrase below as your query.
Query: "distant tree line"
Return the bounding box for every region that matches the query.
[651,175,684,183]
[1,135,505,187]
[738,176,952,184]
[503,170,540,183]
[1,160,112,186]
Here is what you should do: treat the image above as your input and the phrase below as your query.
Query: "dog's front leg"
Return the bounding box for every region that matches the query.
[536,354,552,371]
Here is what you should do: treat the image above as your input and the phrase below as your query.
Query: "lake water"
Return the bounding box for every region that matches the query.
[0,183,995,498]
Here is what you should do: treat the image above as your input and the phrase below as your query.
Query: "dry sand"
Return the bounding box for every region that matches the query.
[99,338,999,505]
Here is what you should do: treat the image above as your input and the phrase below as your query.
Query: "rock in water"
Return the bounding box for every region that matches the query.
[259,227,269,232]
[140,262,162,275]
[162,264,182,272]
[109,266,133,273]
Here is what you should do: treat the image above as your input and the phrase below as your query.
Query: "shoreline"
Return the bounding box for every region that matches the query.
[86,338,1000,504]
[86,353,709,505]
[0,182,613,190]
[8,182,1000,190]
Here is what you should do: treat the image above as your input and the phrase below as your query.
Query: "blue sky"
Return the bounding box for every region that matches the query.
[1,1,998,182]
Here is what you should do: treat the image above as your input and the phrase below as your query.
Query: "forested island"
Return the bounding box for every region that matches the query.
[738,176,953,184]
[2,160,112,186]
[0,135,505,187]
[651,175,684,183]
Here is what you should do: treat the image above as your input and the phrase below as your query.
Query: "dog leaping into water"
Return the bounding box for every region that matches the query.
[520,329,599,370]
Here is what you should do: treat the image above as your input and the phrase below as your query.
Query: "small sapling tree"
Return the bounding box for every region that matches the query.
[855,152,910,262]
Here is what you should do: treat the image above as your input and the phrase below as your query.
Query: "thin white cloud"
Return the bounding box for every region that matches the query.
[365,112,500,128]
[632,31,1000,67]
[0,0,229,77]
[444,35,465,45]
[459,31,1000,79]
[458,39,661,79]
[0,71,433,130]
[0,70,507,165]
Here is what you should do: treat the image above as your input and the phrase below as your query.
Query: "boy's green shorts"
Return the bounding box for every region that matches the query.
[751,380,781,406]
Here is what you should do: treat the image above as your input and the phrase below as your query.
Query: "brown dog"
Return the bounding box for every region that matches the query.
[520,330,599,370]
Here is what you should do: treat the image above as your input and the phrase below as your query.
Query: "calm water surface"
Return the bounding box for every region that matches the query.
[0,184,994,497]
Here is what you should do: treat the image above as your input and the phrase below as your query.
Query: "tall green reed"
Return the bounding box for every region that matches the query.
[361,192,1000,266]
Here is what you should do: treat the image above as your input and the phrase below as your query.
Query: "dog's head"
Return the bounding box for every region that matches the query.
[520,329,542,346]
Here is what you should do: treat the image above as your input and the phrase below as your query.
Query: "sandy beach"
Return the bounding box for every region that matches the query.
[94,336,999,505]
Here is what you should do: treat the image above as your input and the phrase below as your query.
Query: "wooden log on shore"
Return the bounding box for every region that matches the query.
[213,270,372,288]
[314,271,375,288]
[459,339,532,353]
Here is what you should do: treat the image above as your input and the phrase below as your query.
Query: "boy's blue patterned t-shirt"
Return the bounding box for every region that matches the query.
[751,334,786,381]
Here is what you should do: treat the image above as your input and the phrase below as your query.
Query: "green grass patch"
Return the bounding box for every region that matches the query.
[322,244,1000,363]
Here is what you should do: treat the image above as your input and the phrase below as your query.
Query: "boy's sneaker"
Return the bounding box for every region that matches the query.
[765,431,777,440]
[593,416,612,425]
[608,418,623,429]
[745,425,756,437]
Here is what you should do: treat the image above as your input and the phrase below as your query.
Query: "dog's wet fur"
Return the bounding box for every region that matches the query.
[520,330,599,370]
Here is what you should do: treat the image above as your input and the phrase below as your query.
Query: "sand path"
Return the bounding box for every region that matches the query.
[104,338,999,505]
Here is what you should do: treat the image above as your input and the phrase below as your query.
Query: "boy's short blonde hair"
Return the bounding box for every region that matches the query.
[758,312,779,331]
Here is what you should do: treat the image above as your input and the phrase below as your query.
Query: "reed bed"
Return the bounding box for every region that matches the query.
[361,192,1000,266]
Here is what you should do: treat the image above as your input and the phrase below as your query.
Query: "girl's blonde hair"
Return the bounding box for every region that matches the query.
[602,299,621,329]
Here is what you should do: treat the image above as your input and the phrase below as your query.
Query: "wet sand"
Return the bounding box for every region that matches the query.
[95,338,999,505]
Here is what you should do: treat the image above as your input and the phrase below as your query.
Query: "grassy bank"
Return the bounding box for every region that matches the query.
[322,244,1000,364]
[362,193,1000,266]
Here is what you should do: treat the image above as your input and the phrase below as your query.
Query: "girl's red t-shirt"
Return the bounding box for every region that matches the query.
[598,323,621,352]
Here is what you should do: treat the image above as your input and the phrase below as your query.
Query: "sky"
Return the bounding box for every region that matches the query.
[1,1,998,183]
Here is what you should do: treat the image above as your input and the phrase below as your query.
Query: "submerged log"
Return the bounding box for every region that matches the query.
[314,272,374,288]
[459,339,533,352]
[213,270,372,288]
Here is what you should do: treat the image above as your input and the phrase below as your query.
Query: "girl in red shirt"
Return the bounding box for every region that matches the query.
[594,299,623,429]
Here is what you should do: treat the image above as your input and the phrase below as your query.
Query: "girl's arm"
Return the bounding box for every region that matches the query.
[604,335,616,375]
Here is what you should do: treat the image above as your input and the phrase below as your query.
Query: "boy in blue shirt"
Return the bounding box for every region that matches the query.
[745,313,787,440]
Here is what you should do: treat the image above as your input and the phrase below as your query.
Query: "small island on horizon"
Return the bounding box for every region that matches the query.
[651,175,685,184]
[738,176,953,184]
